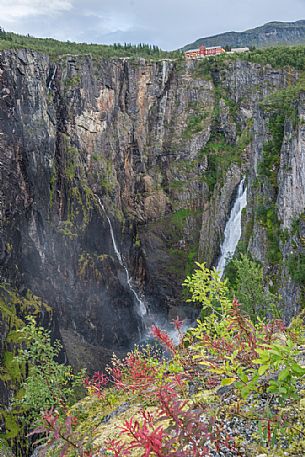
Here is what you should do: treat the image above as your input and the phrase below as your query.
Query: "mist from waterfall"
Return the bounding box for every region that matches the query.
[216,178,247,277]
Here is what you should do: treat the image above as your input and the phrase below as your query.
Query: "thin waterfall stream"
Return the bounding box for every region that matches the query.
[216,178,247,277]
[48,65,57,90]
[95,196,188,344]
[95,196,147,318]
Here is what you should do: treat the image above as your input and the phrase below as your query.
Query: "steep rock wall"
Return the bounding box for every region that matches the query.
[0,50,304,376]
[0,51,215,372]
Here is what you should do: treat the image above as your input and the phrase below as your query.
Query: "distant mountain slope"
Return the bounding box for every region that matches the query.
[182,20,305,50]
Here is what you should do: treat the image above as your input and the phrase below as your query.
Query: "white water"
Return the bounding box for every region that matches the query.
[95,196,147,317]
[216,178,247,277]
[48,65,57,90]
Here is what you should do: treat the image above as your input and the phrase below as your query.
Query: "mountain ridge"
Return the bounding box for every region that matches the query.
[182,20,305,50]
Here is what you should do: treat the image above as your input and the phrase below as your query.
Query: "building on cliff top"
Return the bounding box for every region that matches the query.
[184,44,225,59]
[184,44,250,59]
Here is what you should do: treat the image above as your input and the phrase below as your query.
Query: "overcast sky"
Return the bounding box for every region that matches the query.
[0,0,304,50]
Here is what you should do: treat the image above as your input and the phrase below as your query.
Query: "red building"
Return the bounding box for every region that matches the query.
[185,44,225,59]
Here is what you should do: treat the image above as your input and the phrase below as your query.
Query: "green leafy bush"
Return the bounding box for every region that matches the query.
[226,254,279,320]
[15,317,85,423]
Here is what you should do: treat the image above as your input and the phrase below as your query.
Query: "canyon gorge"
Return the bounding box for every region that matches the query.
[1,48,305,421]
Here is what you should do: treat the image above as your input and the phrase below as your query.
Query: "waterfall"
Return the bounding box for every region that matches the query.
[161,60,167,88]
[48,65,57,91]
[216,178,247,277]
[95,196,147,317]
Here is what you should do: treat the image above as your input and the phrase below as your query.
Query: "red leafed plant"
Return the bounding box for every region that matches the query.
[30,408,89,457]
[123,352,158,392]
[105,439,131,456]
[151,324,176,354]
[84,371,109,398]
[105,411,164,457]
[172,316,184,332]
[105,383,237,456]
[121,413,164,456]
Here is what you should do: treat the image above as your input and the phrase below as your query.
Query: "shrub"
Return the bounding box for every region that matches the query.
[15,317,85,424]
[227,254,279,321]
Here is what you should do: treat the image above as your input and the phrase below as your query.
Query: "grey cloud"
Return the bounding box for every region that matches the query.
[0,0,73,22]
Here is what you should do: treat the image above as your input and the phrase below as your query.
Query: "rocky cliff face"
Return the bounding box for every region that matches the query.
[0,49,304,382]
[0,51,214,375]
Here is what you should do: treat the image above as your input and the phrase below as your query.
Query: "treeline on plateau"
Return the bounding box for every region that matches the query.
[0,27,182,59]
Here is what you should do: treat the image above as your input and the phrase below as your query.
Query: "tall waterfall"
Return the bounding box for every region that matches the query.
[216,178,247,277]
[95,196,147,317]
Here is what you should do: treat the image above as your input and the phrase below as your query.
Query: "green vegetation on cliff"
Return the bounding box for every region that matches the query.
[242,45,305,71]
[15,317,84,423]
[0,285,50,455]
[225,254,279,321]
[199,133,243,193]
